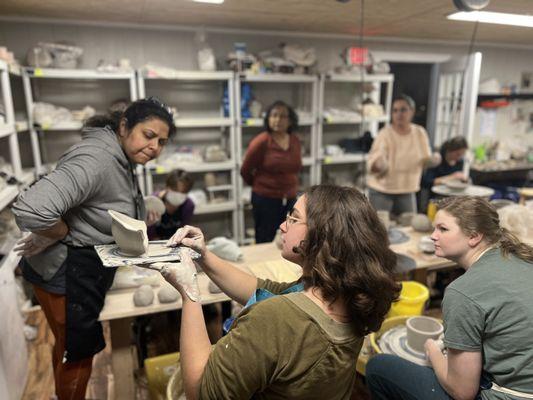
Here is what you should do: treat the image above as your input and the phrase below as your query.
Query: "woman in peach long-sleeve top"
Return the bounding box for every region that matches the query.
[240,100,302,243]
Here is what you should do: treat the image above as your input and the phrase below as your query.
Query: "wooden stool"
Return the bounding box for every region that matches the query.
[518,188,533,205]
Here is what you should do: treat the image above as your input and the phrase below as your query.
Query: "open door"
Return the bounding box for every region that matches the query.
[429,52,482,149]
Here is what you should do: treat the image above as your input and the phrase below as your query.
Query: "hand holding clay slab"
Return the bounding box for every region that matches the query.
[108,210,148,257]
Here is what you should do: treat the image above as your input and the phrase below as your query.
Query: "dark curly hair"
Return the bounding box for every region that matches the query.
[296,185,401,336]
[263,100,299,134]
[84,97,177,138]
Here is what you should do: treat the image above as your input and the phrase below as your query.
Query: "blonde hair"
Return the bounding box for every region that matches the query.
[437,196,533,263]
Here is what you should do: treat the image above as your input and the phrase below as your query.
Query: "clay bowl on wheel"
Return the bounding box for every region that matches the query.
[445,179,468,192]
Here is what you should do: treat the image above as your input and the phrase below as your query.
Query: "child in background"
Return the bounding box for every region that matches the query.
[148,169,195,240]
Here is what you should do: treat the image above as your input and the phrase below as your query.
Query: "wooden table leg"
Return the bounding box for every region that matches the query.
[412,268,428,286]
[109,317,135,400]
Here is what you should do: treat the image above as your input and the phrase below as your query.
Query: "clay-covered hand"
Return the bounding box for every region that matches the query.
[426,152,442,168]
[166,225,206,256]
[14,233,57,257]
[450,171,467,182]
[424,338,445,366]
[160,249,201,302]
[145,210,161,227]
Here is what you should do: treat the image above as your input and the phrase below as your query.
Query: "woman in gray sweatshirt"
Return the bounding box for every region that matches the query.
[12,98,175,400]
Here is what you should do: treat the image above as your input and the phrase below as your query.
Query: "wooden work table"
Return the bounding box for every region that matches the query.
[98,227,458,399]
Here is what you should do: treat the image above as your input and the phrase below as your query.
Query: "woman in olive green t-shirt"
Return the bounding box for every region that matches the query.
[161,184,400,400]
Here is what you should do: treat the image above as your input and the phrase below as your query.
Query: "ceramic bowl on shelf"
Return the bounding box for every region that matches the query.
[108,210,148,257]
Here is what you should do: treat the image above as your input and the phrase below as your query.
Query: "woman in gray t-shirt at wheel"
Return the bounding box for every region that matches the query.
[366,196,533,400]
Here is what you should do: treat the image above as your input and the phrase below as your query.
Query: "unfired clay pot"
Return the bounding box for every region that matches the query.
[108,210,148,257]
[406,316,443,353]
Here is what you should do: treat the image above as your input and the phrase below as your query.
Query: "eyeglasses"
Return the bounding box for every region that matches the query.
[285,210,306,226]
[146,96,174,118]
[392,107,409,113]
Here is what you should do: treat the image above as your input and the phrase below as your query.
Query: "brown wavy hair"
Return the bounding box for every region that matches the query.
[437,196,533,263]
[296,185,401,336]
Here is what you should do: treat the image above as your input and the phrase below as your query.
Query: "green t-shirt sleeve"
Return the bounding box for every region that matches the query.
[256,278,299,294]
[442,287,485,351]
[199,300,282,399]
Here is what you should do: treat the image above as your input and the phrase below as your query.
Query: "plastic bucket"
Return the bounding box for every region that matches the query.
[144,352,181,400]
[387,281,429,317]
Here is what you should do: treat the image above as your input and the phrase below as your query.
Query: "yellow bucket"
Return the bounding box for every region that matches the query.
[144,352,181,400]
[388,281,429,317]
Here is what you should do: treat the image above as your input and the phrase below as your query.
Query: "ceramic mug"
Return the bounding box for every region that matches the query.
[406,316,443,354]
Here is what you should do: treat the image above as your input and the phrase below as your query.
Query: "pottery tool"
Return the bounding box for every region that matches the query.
[94,241,200,268]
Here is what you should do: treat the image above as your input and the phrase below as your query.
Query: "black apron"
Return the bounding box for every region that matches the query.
[65,246,116,362]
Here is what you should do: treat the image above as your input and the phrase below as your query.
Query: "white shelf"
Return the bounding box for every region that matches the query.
[194,201,236,215]
[242,115,314,127]
[206,184,233,192]
[37,121,83,131]
[148,160,235,174]
[321,153,366,165]
[325,73,394,83]
[174,117,232,128]
[142,70,233,81]
[15,120,29,132]
[0,124,14,138]
[241,72,317,83]
[302,157,313,166]
[24,67,135,80]
[0,185,19,211]
[323,115,389,125]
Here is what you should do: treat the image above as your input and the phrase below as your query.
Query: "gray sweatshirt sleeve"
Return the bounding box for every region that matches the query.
[12,149,109,232]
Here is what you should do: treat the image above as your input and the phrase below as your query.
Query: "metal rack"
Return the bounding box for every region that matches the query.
[235,72,320,244]
[22,67,138,175]
[138,69,239,240]
[317,72,394,188]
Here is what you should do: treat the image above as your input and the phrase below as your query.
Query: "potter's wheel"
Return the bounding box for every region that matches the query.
[378,325,429,366]
[388,228,410,245]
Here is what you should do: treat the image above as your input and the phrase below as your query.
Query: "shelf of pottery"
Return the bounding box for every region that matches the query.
[317,72,393,190]
[0,60,35,274]
[235,72,319,244]
[21,67,138,177]
[137,69,239,241]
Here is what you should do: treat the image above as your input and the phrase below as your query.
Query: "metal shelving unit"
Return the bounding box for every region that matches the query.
[317,72,393,187]
[235,72,319,244]
[138,70,239,241]
[22,67,138,175]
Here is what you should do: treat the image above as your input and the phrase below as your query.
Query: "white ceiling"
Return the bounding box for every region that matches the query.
[1,0,533,46]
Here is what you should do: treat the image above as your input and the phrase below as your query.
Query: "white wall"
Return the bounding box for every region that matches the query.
[1,20,532,83]
[1,19,532,152]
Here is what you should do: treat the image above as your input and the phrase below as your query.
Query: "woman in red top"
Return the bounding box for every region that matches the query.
[241,100,302,243]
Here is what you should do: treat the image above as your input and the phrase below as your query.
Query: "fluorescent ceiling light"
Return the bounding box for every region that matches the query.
[193,0,224,4]
[448,11,533,28]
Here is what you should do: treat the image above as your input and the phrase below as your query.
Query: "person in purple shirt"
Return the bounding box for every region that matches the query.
[148,169,195,240]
